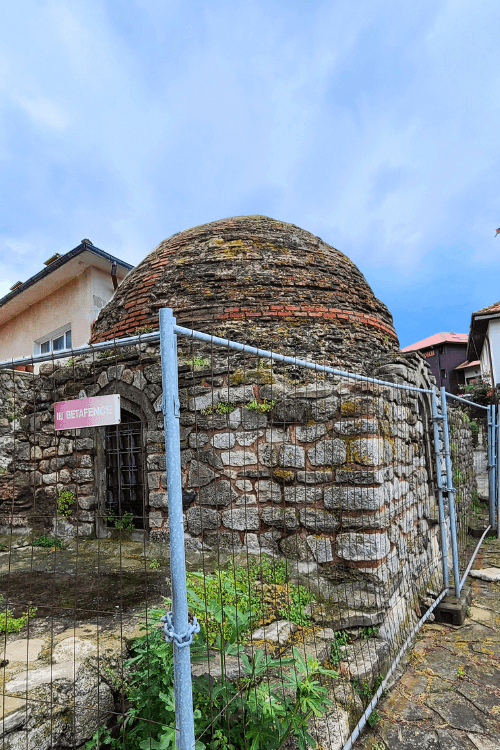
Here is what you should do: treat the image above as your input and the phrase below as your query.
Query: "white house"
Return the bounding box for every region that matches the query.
[0,239,133,364]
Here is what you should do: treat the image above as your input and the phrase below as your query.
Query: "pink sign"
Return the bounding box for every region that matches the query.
[55,395,121,431]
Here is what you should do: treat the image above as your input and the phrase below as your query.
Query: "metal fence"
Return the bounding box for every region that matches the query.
[0,308,495,750]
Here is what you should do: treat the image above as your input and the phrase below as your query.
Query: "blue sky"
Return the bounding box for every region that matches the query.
[1,0,500,348]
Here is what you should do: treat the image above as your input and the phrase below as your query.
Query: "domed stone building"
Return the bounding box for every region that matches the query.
[90,215,399,369]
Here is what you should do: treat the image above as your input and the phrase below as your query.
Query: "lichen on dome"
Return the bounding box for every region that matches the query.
[90,215,398,368]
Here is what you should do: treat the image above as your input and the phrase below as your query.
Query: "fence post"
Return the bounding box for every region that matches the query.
[487,406,494,527]
[440,388,461,598]
[159,307,198,750]
[496,407,500,540]
[431,389,450,590]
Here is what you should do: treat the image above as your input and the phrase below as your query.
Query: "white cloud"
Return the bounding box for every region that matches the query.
[14,94,69,130]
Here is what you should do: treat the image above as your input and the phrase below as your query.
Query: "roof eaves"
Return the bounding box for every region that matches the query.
[0,241,134,309]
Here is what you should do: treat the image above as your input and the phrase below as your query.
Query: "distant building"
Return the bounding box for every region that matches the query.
[0,239,133,363]
[401,332,468,393]
[467,300,500,386]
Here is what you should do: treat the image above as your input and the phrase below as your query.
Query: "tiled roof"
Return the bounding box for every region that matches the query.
[472,300,500,316]
[401,332,468,352]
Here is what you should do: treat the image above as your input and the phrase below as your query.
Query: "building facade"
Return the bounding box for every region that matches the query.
[0,239,133,364]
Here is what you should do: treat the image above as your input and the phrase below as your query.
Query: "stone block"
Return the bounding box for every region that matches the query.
[220,450,257,466]
[121,368,134,384]
[306,536,334,563]
[235,430,261,446]
[107,365,125,380]
[235,493,257,505]
[188,460,216,487]
[324,486,385,511]
[255,480,282,503]
[350,438,391,466]
[261,507,298,530]
[300,508,338,531]
[236,479,252,491]
[149,492,168,509]
[186,507,220,535]
[295,424,327,442]
[240,407,267,429]
[335,467,388,485]
[148,453,166,471]
[204,531,241,549]
[218,385,255,403]
[308,439,346,466]
[271,400,308,424]
[133,370,147,390]
[75,438,94,450]
[144,363,162,383]
[333,419,379,435]
[278,444,305,468]
[310,396,339,422]
[189,433,210,448]
[283,486,323,504]
[188,391,220,411]
[71,468,95,483]
[297,470,333,484]
[78,496,97,510]
[251,620,297,645]
[222,507,260,531]
[198,479,237,506]
[258,443,279,467]
[58,438,73,456]
[336,532,391,561]
[211,432,236,449]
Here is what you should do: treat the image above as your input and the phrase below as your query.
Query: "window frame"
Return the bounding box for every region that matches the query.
[34,325,72,356]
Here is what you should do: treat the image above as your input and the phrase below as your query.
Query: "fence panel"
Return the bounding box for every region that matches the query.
[0,340,176,750]
[441,391,491,595]
[167,319,446,750]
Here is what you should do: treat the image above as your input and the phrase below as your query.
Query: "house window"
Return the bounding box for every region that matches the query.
[441,369,446,379]
[35,326,72,355]
[104,410,145,529]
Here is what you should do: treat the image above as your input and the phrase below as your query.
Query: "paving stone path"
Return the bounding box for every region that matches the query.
[355,536,500,750]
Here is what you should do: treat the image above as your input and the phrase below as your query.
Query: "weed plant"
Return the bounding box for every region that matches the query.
[86,606,338,750]
[33,535,64,550]
[186,558,313,647]
[0,595,37,634]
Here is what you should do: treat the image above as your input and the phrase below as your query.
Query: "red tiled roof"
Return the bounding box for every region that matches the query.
[401,332,468,352]
[473,300,500,316]
[455,360,480,370]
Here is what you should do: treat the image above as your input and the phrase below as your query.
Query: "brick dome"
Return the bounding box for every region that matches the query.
[90,215,398,367]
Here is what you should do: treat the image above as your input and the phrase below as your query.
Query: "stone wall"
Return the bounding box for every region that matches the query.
[0,343,448,641]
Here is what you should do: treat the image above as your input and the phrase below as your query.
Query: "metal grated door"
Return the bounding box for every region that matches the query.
[105,411,145,529]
